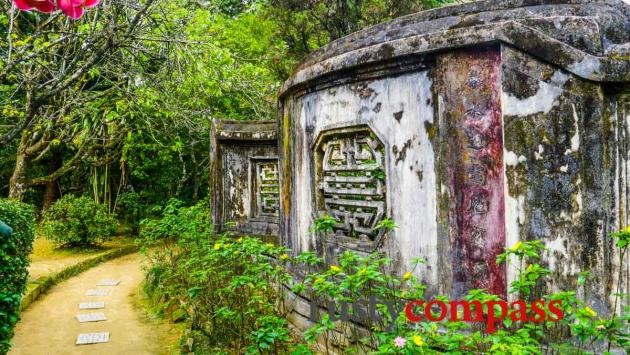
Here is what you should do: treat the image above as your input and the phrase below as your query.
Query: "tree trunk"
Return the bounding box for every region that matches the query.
[42,155,62,210]
[9,134,29,200]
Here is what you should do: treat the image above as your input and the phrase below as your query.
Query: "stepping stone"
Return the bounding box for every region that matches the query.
[76,312,107,323]
[96,279,121,286]
[76,332,110,345]
[79,302,105,309]
[85,289,110,296]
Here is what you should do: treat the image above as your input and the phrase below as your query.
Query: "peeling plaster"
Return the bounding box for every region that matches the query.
[567,56,601,80]
[501,71,569,117]
[505,150,526,166]
[571,103,580,152]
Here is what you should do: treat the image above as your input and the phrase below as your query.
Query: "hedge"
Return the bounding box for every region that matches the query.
[0,199,35,354]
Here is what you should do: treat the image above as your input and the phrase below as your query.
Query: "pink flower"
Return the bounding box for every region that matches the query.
[13,0,55,13]
[12,0,100,19]
[394,336,406,348]
[57,0,100,19]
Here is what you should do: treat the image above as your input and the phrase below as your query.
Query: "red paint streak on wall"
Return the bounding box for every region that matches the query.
[438,48,506,297]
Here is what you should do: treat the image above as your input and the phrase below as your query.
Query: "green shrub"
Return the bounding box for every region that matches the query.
[145,234,303,353]
[137,199,213,248]
[142,207,630,354]
[0,199,36,354]
[40,195,117,247]
[115,192,151,234]
[141,200,306,353]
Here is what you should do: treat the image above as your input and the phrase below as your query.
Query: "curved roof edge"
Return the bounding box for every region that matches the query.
[280,0,630,97]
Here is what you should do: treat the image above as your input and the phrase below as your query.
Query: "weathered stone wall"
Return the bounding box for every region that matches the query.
[209,120,279,237]
[500,45,617,311]
[278,0,630,324]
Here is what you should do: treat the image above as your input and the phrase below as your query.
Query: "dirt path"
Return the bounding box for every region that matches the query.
[10,253,180,355]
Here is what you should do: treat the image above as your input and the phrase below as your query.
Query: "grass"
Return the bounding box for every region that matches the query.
[28,231,135,281]
[30,235,132,262]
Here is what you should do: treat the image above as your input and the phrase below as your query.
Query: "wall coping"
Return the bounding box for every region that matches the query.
[280,0,630,97]
[212,119,277,141]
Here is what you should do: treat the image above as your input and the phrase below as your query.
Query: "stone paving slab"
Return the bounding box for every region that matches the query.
[76,312,107,323]
[76,332,110,345]
[96,279,120,286]
[79,302,105,309]
[85,289,110,296]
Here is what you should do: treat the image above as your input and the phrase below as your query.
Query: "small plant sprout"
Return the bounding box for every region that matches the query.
[373,218,399,231]
[312,215,337,234]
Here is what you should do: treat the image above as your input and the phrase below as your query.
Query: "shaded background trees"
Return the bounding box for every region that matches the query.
[0,0,457,211]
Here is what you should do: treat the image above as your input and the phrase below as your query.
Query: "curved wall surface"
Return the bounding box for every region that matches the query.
[278,0,630,324]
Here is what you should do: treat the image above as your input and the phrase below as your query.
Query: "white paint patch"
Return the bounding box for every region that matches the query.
[535,144,545,160]
[572,177,583,220]
[295,100,315,254]
[570,104,580,151]
[504,150,519,166]
[545,236,578,276]
[568,56,601,80]
[503,186,525,298]
[505,151,526,166]
[501,71,569,117]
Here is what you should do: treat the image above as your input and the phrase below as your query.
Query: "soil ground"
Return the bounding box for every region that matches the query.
[10,253,181,355]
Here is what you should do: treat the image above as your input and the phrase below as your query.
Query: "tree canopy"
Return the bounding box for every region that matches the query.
[0,0,457,208]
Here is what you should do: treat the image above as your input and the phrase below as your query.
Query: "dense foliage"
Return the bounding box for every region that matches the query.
[139,201,309,353]
[40,195,117,247]
[0,199,35,354]
[141,211,629,354]
[0,0,457,211]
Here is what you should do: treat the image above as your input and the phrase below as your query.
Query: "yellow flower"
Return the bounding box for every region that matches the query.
[512,241,523,250]
[280,253,289,260]
[584,306,597,318]
[213,243,221,251]
[330,265,341,273]
[403,272,412,280]
[412,335,424,346]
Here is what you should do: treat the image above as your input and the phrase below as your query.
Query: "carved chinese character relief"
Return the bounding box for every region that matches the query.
[252,159,280,219]
[314,126,387,248]
[438,50,506,296]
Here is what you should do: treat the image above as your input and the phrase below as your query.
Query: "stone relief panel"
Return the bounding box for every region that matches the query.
[314,126,387,248]
[252,159,280,219]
